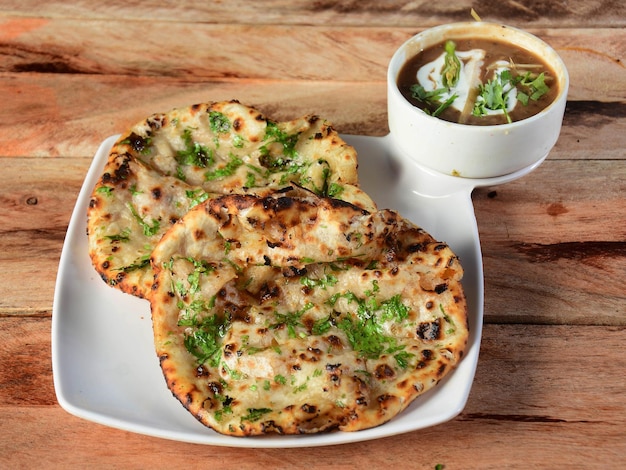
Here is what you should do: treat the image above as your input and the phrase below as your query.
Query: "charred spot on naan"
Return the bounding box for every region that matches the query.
[149,193,468,436]
[87,101,374,299]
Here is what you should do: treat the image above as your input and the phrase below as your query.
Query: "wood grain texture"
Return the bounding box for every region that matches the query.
[1,1,625,465]
[1,158,624,326]
[0,77,389,157]
[475,160,626,325]
[1,318,624,468]
[1,0,625,28]
[0,18,623,88]
[0,157,89,312]
[0,17,623,158]
[0,76,624,158]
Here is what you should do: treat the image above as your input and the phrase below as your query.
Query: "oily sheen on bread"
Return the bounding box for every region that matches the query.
[87,100,374,298]
[150,193,468,436]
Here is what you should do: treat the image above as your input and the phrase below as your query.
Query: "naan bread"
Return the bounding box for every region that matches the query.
[150,193,468,436]
[87,100,374,298]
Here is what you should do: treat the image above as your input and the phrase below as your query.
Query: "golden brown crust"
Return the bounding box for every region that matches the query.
[86,101,374,298]
[150,193,468,436]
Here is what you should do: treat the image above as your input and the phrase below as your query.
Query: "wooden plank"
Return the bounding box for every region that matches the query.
[1,319,625,467]
[1,0,625,28]
[1,18,624,95]
[0,77,390,157]
[0,73,624,159]
[1,157,624,326]
[475,160,626,325]
[0,157,89,312]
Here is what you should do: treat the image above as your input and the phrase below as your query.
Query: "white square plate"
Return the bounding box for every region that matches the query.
[52,134,487,448]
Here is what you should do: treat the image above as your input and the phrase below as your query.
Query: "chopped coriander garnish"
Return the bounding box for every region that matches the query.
[439,303,456,333]
[410,84,458,117]
[519,71,550,102]
[312,315,333,335]
[232,134,245,148]
[292,380,308,394]
[410,84,447,105]
[180,311,231,366]
[96,186,113,196]
[473,71,515,123]
[380,294,410,322]
[394,349,415,369]
[116,253,150,273]
[129,184,142,196]
[261,121,299,159]
[300,273,338,290]
[473,69,551,123]
[269,302,314,338]
[186,189,210,208]
[205,154,243,181]
[241,408,272,423]
[209,111,231,134]
[244,172,256,188]
[104,227,131,243]
[176,128,213,168]
[126,202,160,237]
[327,182,344,198]
[186,258,215,294]
[331,290,413,364]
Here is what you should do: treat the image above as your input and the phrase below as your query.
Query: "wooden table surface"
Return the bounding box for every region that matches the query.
[1,1,625,468]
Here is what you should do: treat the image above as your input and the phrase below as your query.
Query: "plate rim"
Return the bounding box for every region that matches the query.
[51,134,483,448]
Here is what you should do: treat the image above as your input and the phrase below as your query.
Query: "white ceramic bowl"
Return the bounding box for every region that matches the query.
[387,22,569,178]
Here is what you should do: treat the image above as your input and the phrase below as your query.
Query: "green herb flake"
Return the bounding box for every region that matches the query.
[232,134,245,148]
[244,172,256,188]
[312,314,333,336]
[522,72,550,101]
[104,227,131,243]
[186,258,214,294]
[327,182,344,198]
[96,186,113,196]
[410,84,458,117]
[394,350,415,369]
[186,189,210,208]
[241,408,272,423]
[116,253,151,273]
[270,302,314,338]
[209,111,231,134]
[261,121,299,159]
[126,202,160,237]
[380,294,410,322]
[180,312,231,367]
[205,154,243,181]
[129,184,142,196]
[176,128,213,168]
[334,291,412,361]
[300,273,338,290]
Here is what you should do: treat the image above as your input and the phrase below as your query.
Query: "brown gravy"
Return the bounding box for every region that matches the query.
[397,38,559,125]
